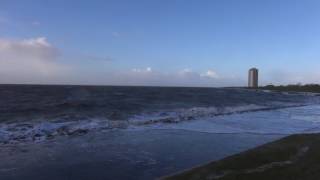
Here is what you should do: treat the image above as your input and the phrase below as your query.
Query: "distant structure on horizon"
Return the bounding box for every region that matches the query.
[248,68,258,88]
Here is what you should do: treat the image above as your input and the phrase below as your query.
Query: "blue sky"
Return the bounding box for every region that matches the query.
[1,0,320,86]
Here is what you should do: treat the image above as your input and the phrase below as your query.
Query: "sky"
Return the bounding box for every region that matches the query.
[1,0,320,87]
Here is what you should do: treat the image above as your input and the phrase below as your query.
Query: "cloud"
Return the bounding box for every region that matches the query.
[0,37,56,58]
[104,67,232,87]
[0,37,243,87]
[179,68,193,75]
[262,70,320,85]
[132,67,152,73]
[0,37,70,83]
[178,68,200,78]
[146,67,152,72]
[179,68,219,79]
[200,70,219,79]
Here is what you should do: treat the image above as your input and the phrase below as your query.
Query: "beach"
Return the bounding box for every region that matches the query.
[0,129,282,180]
[1,85,320,179]
[164,133,320,180]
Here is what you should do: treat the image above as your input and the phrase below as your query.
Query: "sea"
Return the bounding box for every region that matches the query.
[1,85,320,179]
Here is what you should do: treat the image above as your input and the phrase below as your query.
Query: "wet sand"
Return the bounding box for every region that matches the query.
[0,129,282,180]
[164,133,320,180]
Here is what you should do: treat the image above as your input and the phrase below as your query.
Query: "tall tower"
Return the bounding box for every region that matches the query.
[248,68,258,88]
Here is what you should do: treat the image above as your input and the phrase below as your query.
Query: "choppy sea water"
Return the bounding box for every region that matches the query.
[0,85,319,144]
[1,85,320,179]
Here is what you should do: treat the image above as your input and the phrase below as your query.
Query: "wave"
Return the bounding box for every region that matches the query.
[129,103,306,126]
[0,119,129,144]
[0,103,311,145]
[131,104,320,136]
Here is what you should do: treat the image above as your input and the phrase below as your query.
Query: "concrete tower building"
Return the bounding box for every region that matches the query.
[248,68,258,88]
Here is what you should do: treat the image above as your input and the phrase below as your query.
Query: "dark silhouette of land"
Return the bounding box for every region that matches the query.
[260,84,320,93]
[163,133,320,180]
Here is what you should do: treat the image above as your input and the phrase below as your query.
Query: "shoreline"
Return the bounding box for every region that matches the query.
[0,129,281,180]
[162,133,320,180]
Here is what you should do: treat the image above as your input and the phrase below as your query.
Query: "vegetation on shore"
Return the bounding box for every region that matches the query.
[259,84,320,93]
[163,133,320,180]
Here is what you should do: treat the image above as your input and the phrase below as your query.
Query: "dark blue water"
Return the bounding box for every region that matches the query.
[0,85,318,145]
[0,129,283,180]
[1,85,320,180]
[0,85,315,123]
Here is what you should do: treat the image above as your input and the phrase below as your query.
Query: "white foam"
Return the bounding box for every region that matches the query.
[0,119,113,144]
[129,104,277,126]
[134,105,320,135]
[1,103,319,144]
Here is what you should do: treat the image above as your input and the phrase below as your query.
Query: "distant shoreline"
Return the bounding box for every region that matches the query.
[0,83,227,89]
[162,133,320,180]
[259,84,320,93]
[1,83,320,93]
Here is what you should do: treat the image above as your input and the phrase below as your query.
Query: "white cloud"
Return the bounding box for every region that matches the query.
[108,68,231,87]
[179,68,192,74]
[0,37,70,84]
[261,70,320,86]
[0,37,245,87]
[132,67,152,73]
[179,68,219,79]
[178,68,200,78]
[200,70,219,79]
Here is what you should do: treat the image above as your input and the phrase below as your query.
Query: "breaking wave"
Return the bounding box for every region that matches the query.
[0,103,309,144]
